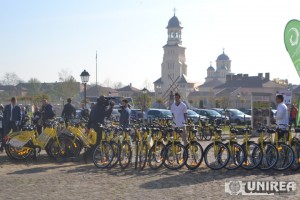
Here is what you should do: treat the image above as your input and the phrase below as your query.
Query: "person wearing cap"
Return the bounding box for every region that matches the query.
[61,98,76,125]
[1,97,21,152]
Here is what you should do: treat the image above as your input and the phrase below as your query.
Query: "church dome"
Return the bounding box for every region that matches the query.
[167,15,182,28]
[217,51,230,61]
[207,66,215,71]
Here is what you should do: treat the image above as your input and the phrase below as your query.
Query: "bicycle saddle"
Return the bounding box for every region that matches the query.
[167,128,174,133]
[256,128,265,133]
[141,127,149,132]
[215,128,222,134]
[230,129,239,134]
[295,128,300,133]
[267,129,276,134]
[124,128,131,132]
[152,128,159,132]
[240,128,250,134]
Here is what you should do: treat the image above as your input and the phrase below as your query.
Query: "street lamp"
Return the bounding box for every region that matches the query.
[80,70,90,108]
[142,88,147,124]
[236,93,241,108]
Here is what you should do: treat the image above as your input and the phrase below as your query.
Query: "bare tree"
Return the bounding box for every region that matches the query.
[143,79,153,91]
[219,95,231,110]
[102,78,112,88]
[113,81,124,89]
[1,72,22,86]
[58,69,77,82]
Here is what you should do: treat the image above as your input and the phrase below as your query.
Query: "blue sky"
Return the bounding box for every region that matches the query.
[1,0,300,90]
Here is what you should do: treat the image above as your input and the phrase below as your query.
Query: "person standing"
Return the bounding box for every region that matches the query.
[290,104,298,129]
[88,96,114,132]
[84,96,114,163]
[119,99,131,128]
[1,97,21,152]
[61,98,76,123]
[41,99,55,125]
[0,105,4,152]
[20,106,28,129]
[275,94,289,140]
[32,105,42,134]
[170,93,188,145]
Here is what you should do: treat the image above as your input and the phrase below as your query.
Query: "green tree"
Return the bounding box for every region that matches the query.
[27,78,41,96]
[57,69,79,100]
[134,93,152,109]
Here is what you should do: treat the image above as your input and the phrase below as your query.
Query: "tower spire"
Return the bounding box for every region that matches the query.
[173,7,176,16]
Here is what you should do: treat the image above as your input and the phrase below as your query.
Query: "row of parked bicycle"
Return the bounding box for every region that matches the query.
[3,118,300,171]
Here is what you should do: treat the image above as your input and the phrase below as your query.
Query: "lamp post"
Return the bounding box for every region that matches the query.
[80,70,90,108]
[142,88,147,124]
[236,93,241,108]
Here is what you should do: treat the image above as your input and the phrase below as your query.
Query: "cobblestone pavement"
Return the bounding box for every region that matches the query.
[0,140,299,200]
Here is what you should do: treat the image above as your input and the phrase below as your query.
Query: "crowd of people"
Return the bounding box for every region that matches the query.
[0,95,133,153]
[0,93,298,154]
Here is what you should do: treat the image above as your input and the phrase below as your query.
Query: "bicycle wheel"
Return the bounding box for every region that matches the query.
[148,141,166,170]
[241,142,263,170]
[138,142,148,170]
[5,141,33,160]
[164,142,188,170]
[196,129,204,141]
[257,143,278,171]
[224,143,245,170]
[204,142,230,170]
[134,141,139,169]
[273,144,294,171]
[185,141,203,170]
[119,141,132,169]
[290,141,300,171]
[108,141,120,168]
[203,127,212,141]
[93,141,114,169]
[49,136,76,160]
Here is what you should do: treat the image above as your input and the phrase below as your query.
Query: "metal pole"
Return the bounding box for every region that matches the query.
[143,94,146,125]
[96,51,98,86]
[84,83,87,108]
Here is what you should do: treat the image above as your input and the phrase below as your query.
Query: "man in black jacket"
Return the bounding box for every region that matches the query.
[1,97,21,151]
[84,96,114,162]
[41,99,55,126]
[61,98,76,124]
[88,96,114,133]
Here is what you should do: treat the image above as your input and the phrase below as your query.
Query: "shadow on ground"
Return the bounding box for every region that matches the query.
[139,168,296,189]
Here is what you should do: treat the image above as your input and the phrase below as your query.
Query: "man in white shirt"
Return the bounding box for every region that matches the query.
[275,94,289,140]
[171,93,188,145]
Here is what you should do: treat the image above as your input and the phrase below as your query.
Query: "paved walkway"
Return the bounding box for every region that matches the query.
[0,143,299,200]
